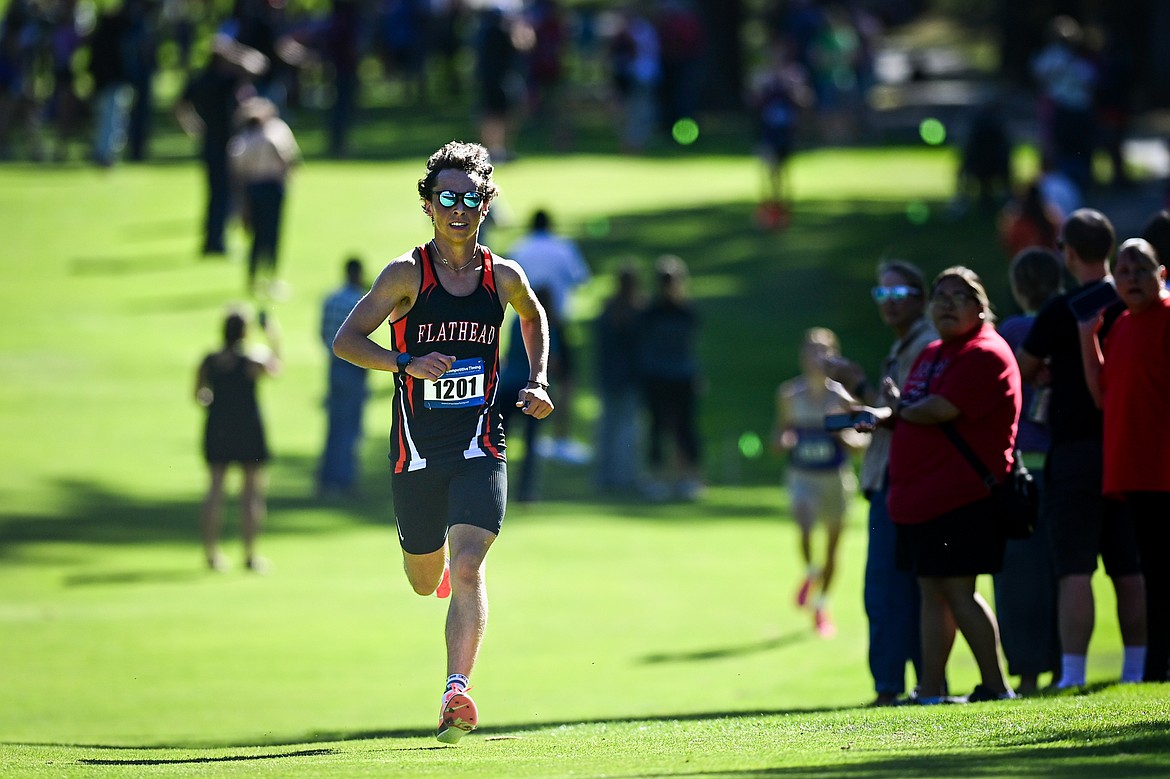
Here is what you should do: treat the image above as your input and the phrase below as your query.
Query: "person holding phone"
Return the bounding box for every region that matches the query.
[1079,238,1170,682]
[195,308,281,573]
[332,141,554,744]
[772,327,867,638]
[827,260,936,706]
[1017,208,1147,690]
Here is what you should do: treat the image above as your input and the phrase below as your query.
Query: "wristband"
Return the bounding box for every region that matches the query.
[526,380,549,390]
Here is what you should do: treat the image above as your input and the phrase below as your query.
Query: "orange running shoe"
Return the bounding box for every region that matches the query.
[436,686,477,744]
[435,565,451,599]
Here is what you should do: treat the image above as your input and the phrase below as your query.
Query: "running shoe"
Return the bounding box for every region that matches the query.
[965,684,1018,703]
[435,565,451,599]
[436,686,477,744]
[814,607,836,638]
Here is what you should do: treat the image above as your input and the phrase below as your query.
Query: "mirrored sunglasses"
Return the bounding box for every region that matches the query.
[871,285,920,304]
[436,190,484,209]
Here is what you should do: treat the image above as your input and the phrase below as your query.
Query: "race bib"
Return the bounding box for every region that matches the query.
[790,431,844,470]
[423,358,487,409]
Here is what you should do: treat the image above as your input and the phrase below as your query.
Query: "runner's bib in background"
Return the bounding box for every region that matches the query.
[789,430,846,470]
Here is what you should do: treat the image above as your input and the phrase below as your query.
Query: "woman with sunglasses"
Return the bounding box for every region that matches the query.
[879,266,1021,704]
[830,261,935,706]
[332,141,554,744]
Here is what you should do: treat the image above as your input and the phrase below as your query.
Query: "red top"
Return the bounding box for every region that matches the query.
[1101,296,1170,497]
[888,324,1021,524]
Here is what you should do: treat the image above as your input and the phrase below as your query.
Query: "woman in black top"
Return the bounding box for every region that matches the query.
[195,310,281,572]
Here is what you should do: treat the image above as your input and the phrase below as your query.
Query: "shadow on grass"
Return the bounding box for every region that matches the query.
[13,708,1170,778]
[76,748,337,766]
[639,630,811,664]
[0,459,391,558]
[62,568,207,587]
[69,251,197,277]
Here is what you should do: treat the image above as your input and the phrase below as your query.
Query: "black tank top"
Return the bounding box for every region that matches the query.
[388,244,506,472]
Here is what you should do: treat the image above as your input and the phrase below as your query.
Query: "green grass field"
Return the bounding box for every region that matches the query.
[2,135,1168,778]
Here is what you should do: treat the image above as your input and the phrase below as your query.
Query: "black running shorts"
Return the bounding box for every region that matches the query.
[391,457,507,555]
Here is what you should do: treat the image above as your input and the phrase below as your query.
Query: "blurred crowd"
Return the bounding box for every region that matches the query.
[772,201,1170,704]
[0,0,889,165]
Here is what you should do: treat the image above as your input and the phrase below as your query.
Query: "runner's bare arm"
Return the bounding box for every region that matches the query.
[333,252,454,379]
[494,258,554,418]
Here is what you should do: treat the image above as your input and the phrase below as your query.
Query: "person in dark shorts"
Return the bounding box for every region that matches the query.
[332,141,553,744]
[882,267,1020,704]
[1078,238,1170,682]
[1017,208,1147,689]
[195,309,281,572]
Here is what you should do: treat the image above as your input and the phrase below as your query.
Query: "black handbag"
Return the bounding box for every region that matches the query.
[941,424,1038,540]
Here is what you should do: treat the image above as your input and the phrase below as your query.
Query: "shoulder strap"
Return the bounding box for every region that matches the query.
[418,243,438,291]
[940,423,997,490]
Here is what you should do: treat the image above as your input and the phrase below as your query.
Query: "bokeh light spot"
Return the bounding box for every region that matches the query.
[672,118,700,146]
[919,118,947,146]
[738,432,763,459]
[906,200,930,225]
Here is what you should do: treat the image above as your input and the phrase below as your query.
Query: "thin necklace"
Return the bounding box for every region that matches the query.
[430,240,479,273]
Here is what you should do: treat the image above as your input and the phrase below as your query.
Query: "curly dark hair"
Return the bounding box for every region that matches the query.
[417,141,499,206]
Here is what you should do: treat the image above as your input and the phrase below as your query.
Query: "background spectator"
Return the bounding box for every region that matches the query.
[1016,208,1147,689]
[994,247,1065,694]
[1079,238,1170,682]
[88,0,133,167]
[957,99,1012,211]
[639,254,703,501]
[475,5,529,162]
[1031,15,1098,191]
[508,209,591,464]
[593,263,645,492]
[228,95,301,297]
[1140,209,1170,264]
[194,308,281,573]
[318,257,369,498]
[885,266,1019,704]
[175,39,267,256]
[831,260,936,706]
[609,6,659,154]
[998,182,1061,262]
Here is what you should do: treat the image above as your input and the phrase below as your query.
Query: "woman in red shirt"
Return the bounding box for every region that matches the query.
[884,266,1021,703]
